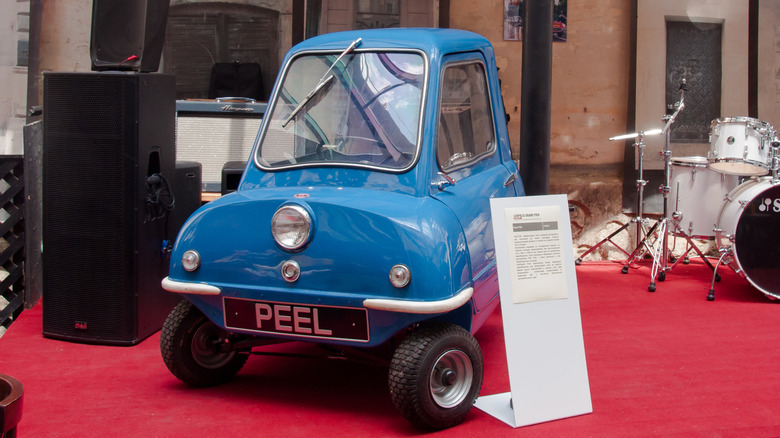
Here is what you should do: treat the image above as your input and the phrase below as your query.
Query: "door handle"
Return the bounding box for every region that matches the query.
[504,172,518,187]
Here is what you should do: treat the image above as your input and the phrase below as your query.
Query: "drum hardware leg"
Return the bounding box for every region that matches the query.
[648,218,672,291]
[707,249,730,301]
[586,131,661,267]
[575,218,634,265]
[665,218,720,275]
[621,217,661,274]
[771,137,780,182]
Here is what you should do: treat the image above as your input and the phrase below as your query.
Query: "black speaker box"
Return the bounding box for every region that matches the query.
[170,161,203,236]
[90,0,170,72]
[42,72,180,345]
[208,62,265,100]
[221,161,246,195]
[140,0,170,73]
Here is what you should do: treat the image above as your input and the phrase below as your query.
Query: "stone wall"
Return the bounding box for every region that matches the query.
[449,0,633,259]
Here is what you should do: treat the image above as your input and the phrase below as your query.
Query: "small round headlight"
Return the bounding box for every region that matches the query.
[389,264,411,288]
[181,250,201,272]
[271,205,312,251]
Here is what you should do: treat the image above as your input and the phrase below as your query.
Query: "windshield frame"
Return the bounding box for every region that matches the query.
[253,47,429,174]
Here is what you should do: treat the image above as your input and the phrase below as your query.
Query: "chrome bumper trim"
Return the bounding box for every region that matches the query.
[362,287,473,314]
[161,277,222,296]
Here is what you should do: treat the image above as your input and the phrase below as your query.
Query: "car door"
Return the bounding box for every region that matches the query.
[431,54,517,312]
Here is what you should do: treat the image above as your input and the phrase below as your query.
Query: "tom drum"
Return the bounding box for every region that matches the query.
[708,117,773,177]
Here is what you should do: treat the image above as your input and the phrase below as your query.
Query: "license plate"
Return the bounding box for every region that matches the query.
[223,297,369,342]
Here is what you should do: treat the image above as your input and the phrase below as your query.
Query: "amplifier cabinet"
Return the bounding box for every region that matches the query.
[175,99,267,192]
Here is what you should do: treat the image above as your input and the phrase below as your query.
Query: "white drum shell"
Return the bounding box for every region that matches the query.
[708,117,772,176]
[668,157,739,238]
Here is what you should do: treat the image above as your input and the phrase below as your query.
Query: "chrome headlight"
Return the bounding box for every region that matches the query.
[271,205,312,251]
[181,250,201,272]
[389,264,411,288]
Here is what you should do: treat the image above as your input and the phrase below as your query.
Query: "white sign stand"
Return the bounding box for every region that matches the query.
[474,194,592,428]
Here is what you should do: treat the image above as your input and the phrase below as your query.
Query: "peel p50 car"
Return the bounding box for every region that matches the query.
[161,28,524,430]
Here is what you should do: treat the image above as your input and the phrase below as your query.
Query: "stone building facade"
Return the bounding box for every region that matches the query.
[9,0,780,260]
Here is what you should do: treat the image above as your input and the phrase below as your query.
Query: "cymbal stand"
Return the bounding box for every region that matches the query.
[576,131,659,265]
[646,80,719,292]
[707,134,780,300]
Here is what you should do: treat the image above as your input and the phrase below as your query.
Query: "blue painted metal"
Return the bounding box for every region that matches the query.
[165,28,524,348]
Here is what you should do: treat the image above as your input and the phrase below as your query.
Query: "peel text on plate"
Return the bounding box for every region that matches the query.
[254,303,332,335]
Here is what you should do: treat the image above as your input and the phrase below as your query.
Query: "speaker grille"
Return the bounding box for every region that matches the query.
[42,73,177,344]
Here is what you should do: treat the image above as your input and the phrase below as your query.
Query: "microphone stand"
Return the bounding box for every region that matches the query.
[647,82,687,291]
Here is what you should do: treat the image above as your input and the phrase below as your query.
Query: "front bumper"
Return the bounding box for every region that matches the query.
[162,277,473,314]
[162,277,474,347]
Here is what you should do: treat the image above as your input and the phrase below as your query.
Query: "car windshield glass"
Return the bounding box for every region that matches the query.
[256,51,425,171]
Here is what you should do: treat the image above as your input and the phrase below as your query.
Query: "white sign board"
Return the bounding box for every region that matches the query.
[475,194,592,428]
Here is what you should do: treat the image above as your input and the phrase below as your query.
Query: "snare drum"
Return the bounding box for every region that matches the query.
[667,156,739,238]
[715,177,780,300]
[708,117,773,176]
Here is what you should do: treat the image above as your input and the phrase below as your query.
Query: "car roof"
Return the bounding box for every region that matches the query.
[290,28,493,58]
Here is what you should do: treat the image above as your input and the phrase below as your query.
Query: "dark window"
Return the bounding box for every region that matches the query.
[355,0,400,29]
[436,61,495,170]
[666,20,722,143]
[163,3,279,100]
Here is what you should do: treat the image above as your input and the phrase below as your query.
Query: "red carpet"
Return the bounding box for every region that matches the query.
[1,259,779,437]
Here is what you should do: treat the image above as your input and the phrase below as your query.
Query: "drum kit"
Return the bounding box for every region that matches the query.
[579,80,780,301]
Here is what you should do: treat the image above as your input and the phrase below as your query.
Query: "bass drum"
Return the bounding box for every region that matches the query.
[716,177,780,299]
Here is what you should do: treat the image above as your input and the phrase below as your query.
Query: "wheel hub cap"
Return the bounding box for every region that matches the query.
[429,349,473,408]
[191,323,237,369]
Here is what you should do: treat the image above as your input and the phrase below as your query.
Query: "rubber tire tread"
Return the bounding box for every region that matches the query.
[160,300,248,387]
[388,322,484,430]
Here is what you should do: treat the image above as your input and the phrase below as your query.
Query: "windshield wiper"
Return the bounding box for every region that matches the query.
[282,74,334,128]
[282,38,363,128]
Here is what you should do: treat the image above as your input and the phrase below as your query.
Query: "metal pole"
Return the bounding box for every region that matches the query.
[518,0,553,196]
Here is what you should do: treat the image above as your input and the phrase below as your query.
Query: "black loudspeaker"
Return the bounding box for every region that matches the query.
[208,62,265,100]
[140,0,170,73]
[42,72,179,345]
[90,0,170,72]
[221,161,246,195]
[170,161,203,236]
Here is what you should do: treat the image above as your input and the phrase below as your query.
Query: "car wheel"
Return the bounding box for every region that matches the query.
[160,300,249,387]
[388,322,484,430]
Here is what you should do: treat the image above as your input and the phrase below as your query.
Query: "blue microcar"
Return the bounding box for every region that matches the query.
[161,28,524,430]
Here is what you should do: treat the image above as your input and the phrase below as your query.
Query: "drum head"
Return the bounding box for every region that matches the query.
[733,183,780,297]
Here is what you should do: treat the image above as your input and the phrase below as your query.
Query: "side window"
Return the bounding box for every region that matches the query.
[436,61,495,170]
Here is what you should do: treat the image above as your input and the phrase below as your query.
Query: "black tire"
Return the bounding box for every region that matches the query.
[160,300,249,387]
[388,322,484,430]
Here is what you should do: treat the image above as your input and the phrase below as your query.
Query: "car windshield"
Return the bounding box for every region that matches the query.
[256,50,425,171]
